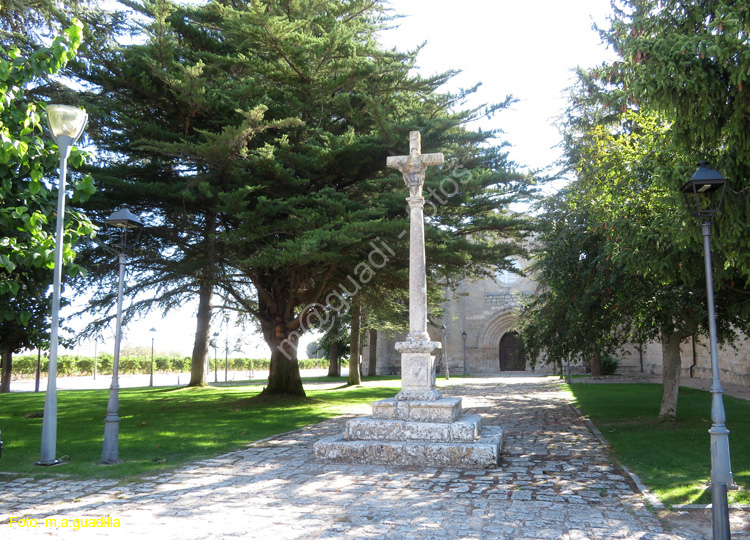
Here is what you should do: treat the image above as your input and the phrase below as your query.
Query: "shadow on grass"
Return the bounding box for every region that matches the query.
[0,381,399,481]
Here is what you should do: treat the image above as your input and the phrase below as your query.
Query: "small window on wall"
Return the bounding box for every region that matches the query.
[495,259,523,286]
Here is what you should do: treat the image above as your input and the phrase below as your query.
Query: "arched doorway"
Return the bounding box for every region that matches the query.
[499,332,525,371]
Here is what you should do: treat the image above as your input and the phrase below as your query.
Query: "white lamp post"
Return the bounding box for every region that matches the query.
[101,205,143,464]
[441,325,450,380]
[681,160,733,540]
[38,104,87,466]
[150,327,157,387]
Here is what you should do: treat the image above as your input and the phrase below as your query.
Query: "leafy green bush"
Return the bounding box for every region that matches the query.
[601,355,619,376]
[57,355,78,376]
[76,357,94,375]
[8,353,333,377]
[13,355,39,375]
[97,354,113,375]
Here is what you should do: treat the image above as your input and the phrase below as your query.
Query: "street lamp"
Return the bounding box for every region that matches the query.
[681,160,733,540]
[38,104,88,466]
[101,205,143,464]
[224,317,229,382]
[149,327,157,387]
[213,332,219,383]
[461,330,468,376]
[441,325,450,380]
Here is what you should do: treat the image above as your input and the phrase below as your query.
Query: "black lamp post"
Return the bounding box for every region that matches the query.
[101,205,143,464]
[681,160,733,540]
[461,330,468,375]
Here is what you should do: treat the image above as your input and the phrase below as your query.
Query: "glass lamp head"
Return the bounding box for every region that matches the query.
[680,160,727,223]
[46,104,88,143]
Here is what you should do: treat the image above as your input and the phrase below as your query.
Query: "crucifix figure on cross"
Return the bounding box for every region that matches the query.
[386,131,444,198]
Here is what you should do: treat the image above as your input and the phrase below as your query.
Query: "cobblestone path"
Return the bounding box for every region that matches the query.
[0,376,734,539]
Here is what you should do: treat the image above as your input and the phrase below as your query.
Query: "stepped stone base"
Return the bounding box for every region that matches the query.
[371,397,462,423]
[314,396,504,468]
[314,425,503,468]
[345,414,482,442]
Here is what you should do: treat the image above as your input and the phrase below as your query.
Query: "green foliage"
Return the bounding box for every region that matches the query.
[0,19,95,390]
[567,383,750,505]
[8,354,331,376]
[596,0,750,294]
[600,355,619,376]
[70,0,537,395]
[523,6,750,409]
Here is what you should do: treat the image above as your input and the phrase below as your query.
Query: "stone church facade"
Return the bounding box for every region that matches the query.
[363,267,750,387]
[363,265,553,377]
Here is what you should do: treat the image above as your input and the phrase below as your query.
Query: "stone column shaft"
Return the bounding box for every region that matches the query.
[407,196,428,341]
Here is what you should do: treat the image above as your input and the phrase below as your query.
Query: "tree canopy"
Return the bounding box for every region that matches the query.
[64,0,536,396]
[521,0,750,418]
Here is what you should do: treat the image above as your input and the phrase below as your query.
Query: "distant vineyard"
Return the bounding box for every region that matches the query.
[10,355,340,377]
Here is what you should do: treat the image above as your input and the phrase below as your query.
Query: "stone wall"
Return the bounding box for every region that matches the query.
[615,335,750,386]
[365,268,749,387]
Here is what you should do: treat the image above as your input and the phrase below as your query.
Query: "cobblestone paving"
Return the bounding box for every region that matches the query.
[0,376,740,539]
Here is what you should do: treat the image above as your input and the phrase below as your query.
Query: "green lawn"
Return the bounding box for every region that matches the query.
[566,382,750,506]
[0,376,400,480]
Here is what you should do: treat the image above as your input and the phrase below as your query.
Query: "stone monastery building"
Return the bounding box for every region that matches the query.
[363,265,750,388]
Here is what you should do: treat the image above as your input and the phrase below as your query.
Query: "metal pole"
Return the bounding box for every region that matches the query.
[701,222,732,540]
[38,136,72,466]
[94,340,97,380]
[462,331,468,376]
[224,331,228,382]
[150,336,154,387]
[442,326,450,380]
[101,252,127,464]
[35,349,41,393]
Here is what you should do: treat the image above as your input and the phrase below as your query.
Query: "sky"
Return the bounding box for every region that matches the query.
[65,0,617,359]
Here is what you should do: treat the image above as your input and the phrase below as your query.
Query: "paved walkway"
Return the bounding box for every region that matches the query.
[1,376,747,539]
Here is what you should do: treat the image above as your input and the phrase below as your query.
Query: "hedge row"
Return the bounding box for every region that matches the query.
[10,355,338,377]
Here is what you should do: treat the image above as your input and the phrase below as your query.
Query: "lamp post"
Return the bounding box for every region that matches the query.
[224,318,229,382]
[38,104,88,466]
[101,205,143,464]
[441,325,450,380]
[461,330,468,376]
[681,160,733,540]
[213,332,219,383]
[149,327,157,387]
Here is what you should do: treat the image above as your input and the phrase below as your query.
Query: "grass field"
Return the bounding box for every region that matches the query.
[0,376,401,480]
[566,382,750,506]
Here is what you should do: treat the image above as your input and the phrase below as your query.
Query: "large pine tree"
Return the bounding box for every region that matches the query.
[69,0,535,395]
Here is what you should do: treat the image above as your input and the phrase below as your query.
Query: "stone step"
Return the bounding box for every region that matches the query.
[345,414,482,443]
[313,426,504,468]
[371,397,462,423]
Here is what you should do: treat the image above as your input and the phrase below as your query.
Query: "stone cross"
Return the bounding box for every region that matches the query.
[386,131,444,198]
[387,131,444,401]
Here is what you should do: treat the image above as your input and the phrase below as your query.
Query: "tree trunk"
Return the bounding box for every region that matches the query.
[262,321,305,396]
[659,331,685,420]
[188,280,212,386]
[348,299,361,386]
[328,340,340,377]
[367,329,377,377]
[589,351,603,377]
[0,348,11,393]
